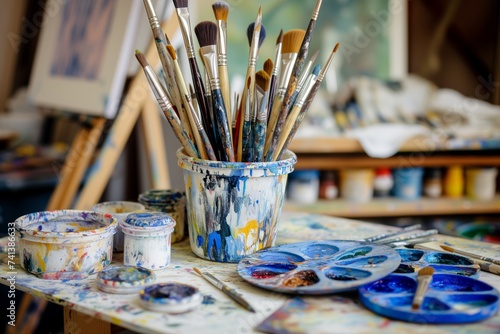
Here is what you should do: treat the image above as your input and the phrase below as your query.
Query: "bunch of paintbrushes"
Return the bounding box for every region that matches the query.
[136,0,338,162]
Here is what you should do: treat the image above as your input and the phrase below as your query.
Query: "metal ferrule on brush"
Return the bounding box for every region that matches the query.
[200,45,220,90]
[295,74,317,109]
[144,66,173,111]
[277,53,298,97]
[312,0,322,20]
[176,8,195,57]
[143,0,161,29]
[248,27,261,68]
[272,44,282,77]
[216,21,227,66]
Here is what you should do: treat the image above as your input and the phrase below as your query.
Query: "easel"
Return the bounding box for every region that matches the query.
[12,13,179,334]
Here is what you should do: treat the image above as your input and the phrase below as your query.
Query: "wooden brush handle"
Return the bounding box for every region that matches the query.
[188,57,215,151]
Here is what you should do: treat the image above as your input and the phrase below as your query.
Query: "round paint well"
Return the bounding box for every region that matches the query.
[336,255,388,267]
[430,274,494,292]
[96,265,155,294]
[282,270,319,287]
[139,282,202,313]
[257,251,305,263]
[300,244,339,259]
[396,249,424,262]
[335,246,372,261]
[424,252,475,266]
[363,275,416,294]
[247,263,297,279]
[324,267,372,281]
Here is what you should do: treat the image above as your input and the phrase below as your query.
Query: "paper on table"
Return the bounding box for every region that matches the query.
[345,123,430,158]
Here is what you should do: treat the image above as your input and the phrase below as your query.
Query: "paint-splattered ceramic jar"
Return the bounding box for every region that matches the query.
[15,210,117,280]
[138,189,186,244]
[96,265,155,294]
[92,201,145,252]
[121,212,176,270]
[177,148,297,263]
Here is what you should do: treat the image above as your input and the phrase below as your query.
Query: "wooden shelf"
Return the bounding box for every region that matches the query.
[284,196,500,218]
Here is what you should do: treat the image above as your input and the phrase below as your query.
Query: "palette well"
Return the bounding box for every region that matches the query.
[237,240,401,294]
[96,265,155,294]
[394,248,480,278]
[359,273,499,324]
[139,283,203,313]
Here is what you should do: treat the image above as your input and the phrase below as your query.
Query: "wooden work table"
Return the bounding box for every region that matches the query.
[1,212,500,333]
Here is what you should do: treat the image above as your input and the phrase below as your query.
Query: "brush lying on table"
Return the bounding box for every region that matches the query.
[137,0,334,162]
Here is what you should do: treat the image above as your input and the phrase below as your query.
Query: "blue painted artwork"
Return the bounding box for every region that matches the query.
[51,0,116,80]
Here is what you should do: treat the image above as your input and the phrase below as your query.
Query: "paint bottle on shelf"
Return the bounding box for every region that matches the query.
[339,168,375,203]
[319,170,338,200]
[287,170,320,204]
[373,168,393,198]
[392,167,424,200]
[443,165,464,198]
[465,167,498,200]
[423,168,442,198]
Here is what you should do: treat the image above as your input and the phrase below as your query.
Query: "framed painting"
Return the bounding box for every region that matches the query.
[28,0,141,118]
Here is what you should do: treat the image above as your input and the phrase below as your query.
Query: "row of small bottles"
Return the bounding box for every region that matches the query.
[286,166,499,204]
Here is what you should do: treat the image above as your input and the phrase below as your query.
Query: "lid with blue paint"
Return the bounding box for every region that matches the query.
[97,265,156,294]
[139,282,203,313]
[138,189,185,206]
[125,212,176,228]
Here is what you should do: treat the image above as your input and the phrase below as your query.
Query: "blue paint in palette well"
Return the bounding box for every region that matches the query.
[393,248,480,278]
[237,240,401,294]
[359,274,500,324]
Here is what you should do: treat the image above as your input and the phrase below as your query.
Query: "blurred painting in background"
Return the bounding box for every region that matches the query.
[51,0,116,80]
[193,0,406,90]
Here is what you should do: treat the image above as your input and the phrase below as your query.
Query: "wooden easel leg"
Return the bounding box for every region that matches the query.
[64,308,110,334]
[140,97,171,189]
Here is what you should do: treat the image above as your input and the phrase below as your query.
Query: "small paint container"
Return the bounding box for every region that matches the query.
[443,165,464,198]
[177,148,297,263]
[121,212,176,270]
[138,189,186,244]
[465,167,498,200]
[287,170,320,204]
[92,201,145,252]
[139,282,202,313]
[339,168,375,202]
[15,210,117,280]
[96,265,155,294]
[392,167,424,200]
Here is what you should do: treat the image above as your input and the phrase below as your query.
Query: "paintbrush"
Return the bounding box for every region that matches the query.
[253,71,270,162]
[172,0,212,153]
[412,266,435,310]
[193,267,255,313]
[236,8,265,161]
[285,50,319,114]
[184,94,217,161]
[267,30,282,119]
[135,50,199,158]
[241,77,253,162]
[440,245,500,266]
[364,223,422,243]
[269,0,323,158]
[389,238,437,248]
[142,0,184,116]
[271,65,319,161]
[166,44,197,146]
[212,1,231,129]
[264,29,305,157]
[275,43,339,161]
[195,21,234,162]
[378,229,439,245]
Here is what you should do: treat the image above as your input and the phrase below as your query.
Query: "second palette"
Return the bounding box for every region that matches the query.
[237,240,401,294]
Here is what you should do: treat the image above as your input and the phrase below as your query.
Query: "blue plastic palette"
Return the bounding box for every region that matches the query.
[359,273,499,324]
[237,240,401,294]
[395,248,480,278]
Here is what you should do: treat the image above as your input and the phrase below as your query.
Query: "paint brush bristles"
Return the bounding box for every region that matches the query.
[212,1,231,130]
[412,266,435,310]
